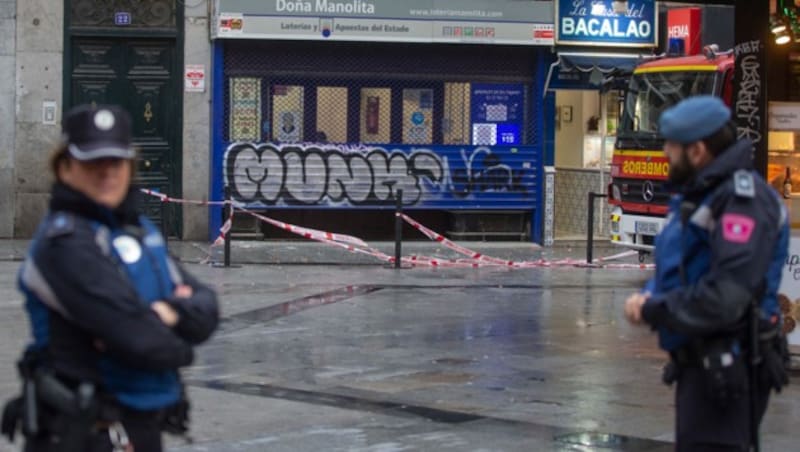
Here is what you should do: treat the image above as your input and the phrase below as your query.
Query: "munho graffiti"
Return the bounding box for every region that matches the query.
[224,142,534,207]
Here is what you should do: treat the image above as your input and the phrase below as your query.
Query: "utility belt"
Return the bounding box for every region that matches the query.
[662,326,790,406]
[2,352,190,449]
[663,336,748,407]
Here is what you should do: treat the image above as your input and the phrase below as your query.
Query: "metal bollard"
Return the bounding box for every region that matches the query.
[394,189,403,269]
[586,192,608,264]
[224,186,232,268]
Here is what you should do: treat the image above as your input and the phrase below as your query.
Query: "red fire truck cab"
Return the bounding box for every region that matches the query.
[608,48,734,257]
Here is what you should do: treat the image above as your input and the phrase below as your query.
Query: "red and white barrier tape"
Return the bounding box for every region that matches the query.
[241,209,370,249]
[399,213,514,266]
[140,188,227,207]
[212,217,233,246]
[140,189,653,270]
[398,213,652,269]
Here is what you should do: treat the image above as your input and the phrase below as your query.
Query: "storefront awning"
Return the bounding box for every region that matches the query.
[543,52,642,96]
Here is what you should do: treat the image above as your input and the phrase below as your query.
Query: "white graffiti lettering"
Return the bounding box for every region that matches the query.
[224,143,531,206]
[734,40,761,57]
[326,152,372,203]
[283,150,327,203]
[225,143,445,206]
[450,146,527,197]
[735,51,763,145]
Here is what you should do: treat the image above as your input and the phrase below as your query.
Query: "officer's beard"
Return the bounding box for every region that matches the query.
[668,149,696,187]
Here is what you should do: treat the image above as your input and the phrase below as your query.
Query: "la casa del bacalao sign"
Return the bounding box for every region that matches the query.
[556,0,657,48]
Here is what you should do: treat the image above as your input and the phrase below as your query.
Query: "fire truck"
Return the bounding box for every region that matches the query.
[607,46,734,259]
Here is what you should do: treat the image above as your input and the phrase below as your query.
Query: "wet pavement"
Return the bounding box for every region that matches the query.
[0,240,799,451]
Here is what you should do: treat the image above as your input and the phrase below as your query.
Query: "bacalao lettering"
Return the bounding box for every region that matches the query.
[621,159,669,177]
[561,16,651,39]
[276,0,376,14]
[561,0,651,40]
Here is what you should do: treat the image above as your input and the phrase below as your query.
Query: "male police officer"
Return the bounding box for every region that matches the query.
[624,95,789,451]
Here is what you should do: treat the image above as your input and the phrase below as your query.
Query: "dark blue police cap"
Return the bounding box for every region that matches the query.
[658,95,731,144]
[62,104,135,161]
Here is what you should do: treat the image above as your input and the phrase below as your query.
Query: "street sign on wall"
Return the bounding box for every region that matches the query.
[555,0,657,48]
[184,64,206,92]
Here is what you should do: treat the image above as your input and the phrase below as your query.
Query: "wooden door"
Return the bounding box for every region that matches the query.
[68,37,181,236]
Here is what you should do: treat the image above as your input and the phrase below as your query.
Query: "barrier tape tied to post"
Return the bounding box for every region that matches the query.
[141,189,654,270]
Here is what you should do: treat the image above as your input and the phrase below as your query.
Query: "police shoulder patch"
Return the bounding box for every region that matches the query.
[45,213,75,238]
[733,170,755,199]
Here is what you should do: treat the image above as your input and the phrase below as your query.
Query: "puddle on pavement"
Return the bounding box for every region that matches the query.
[554,432,630,449]
[432,357,477,365]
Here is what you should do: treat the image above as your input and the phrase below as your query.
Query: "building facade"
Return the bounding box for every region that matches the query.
[1,1,779,243]
[2,0,561,242]
[0,0,564,239]
[210,0,557,242]
[0,0,211,239]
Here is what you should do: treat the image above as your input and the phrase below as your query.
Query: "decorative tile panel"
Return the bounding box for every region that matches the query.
[554,168,610,238]
[229,77,261,142]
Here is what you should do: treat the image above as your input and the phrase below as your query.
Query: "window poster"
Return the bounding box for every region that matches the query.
[229,77,262,141]
[470,83,524,145]
[403,88,433,144]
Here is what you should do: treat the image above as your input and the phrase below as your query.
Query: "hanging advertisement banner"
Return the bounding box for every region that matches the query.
[214,0,554,45]
[555,0,658,48]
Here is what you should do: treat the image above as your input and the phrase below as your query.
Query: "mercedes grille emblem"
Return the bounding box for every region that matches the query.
[642,181,655,202]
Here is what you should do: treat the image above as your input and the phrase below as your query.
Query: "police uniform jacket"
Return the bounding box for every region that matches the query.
[641,139,789,351]
[18,183,219,411]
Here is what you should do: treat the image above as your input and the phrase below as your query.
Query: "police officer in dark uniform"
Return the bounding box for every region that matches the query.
[1,104,219,451]
[624,95,790,451]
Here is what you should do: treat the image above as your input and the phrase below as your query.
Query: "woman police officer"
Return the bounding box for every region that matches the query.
[6,104,219,451]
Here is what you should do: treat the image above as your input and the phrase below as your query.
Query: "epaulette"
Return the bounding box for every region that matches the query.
[45,212,75,238]
[732,170,755,199]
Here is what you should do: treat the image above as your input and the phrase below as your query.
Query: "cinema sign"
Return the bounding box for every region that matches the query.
[555,0,657,48]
